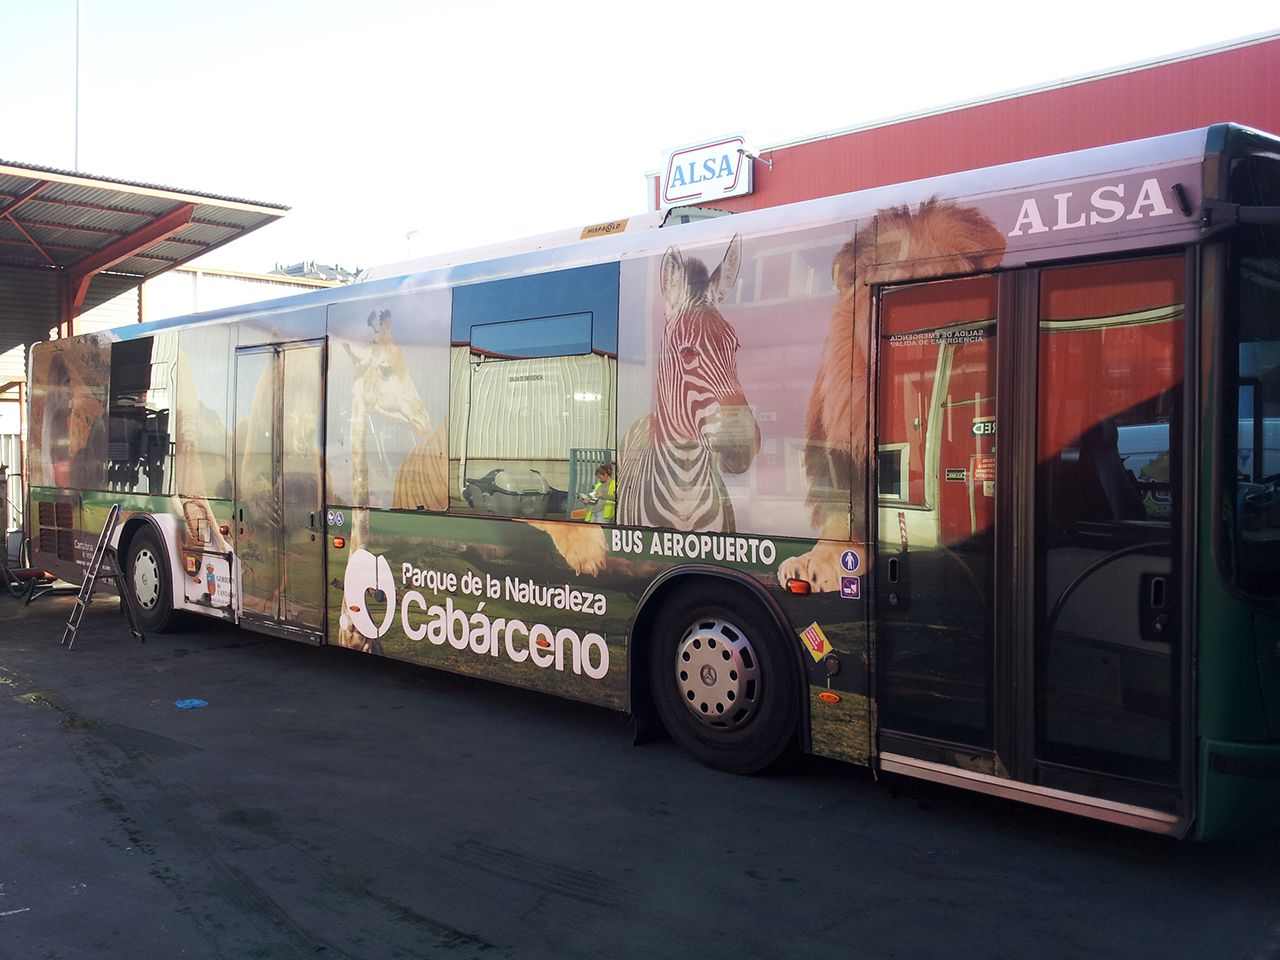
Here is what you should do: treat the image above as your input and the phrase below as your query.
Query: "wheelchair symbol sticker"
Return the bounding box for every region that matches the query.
[840,550,860,573]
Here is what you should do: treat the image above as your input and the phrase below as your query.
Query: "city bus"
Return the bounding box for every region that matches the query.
[26,123,1280,839]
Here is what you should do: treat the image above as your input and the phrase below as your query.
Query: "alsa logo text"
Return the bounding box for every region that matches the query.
[1007,177,1176,237]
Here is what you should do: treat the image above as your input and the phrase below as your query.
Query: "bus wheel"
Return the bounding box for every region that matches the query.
[127,527,176,633]
[648,583,799,774]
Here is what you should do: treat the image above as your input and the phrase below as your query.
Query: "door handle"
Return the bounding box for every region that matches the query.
[1149,576,1167,609]
[1140,573,1172,642]
[886,555,902,607]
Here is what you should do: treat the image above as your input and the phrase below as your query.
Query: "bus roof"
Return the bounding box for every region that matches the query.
[99,123,1271,344]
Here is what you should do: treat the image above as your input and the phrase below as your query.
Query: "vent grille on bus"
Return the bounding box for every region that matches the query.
[36,497,77,563]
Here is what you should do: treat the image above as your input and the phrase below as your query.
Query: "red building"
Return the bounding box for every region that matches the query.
[650,31,1280,213]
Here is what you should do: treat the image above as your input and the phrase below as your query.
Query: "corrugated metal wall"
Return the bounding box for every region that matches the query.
[661,35,1280,213]
[0,266,58,384]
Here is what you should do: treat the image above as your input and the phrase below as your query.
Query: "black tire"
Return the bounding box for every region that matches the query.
[4,536,31,599]
[647,582,800,774]
[126,526,176,633]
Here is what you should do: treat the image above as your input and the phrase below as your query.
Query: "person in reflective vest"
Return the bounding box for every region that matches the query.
[582,463,617,523]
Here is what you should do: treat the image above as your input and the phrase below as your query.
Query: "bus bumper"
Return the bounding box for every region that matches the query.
[1197,738,1280,841]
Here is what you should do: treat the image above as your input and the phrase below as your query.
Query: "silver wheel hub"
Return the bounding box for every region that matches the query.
[674,617,760,729]
[132,547,160,611]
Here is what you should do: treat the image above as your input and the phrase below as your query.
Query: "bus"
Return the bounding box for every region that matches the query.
[26,123,1280,839]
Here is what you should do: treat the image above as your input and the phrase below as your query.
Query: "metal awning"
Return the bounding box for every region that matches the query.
[0,159,288,335]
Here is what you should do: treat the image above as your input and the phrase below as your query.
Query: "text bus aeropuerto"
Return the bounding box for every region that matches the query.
[27,123,1280,839]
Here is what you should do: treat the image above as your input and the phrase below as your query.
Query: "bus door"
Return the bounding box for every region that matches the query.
[233,339,327,639]
[875,257,1187,822]
[1029,257,1184,804]
[875,275,998,760]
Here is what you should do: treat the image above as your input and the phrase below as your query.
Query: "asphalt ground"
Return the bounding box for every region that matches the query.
[2,592,1279,960]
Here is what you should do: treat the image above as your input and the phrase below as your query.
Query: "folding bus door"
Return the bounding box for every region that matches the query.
[875,256,1188,829]
[1031,256,1184,799]
[875,274,998,761]
[233,339,326,639]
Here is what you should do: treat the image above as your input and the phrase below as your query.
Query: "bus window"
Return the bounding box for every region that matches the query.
[450,265,620,520]
[1226,155,1280,596]
[456,348,616,520]
[29,337,110,490]
[876,274,997,747]
[1035,255,1184,782]
[106,335,175,497]
[470,313,592,359]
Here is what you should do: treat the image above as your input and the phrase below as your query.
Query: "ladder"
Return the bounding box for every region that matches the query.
[61,504,145,650]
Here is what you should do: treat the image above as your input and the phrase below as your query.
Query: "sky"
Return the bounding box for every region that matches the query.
[3,1,1278,274]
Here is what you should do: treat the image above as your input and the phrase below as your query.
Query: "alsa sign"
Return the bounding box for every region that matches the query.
[661,135,753,207]
[998,164,1201,251]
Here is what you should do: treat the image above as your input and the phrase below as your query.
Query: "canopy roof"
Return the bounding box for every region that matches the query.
[0,159,287,280]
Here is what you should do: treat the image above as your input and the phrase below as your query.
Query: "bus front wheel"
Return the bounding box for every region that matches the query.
[648,583,799,774]
[127,526,176,633]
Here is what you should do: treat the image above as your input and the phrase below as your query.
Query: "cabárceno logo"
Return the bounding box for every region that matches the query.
[341,549,610,680]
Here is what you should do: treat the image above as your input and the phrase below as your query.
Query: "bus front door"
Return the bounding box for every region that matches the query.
[875,275,998,764]
[233,340,326,639]
[1030,257,1184,805]
[875,257,1186,826]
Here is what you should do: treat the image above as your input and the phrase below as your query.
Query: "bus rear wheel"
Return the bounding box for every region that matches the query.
[127,526,176,633]
[648,583,799,774]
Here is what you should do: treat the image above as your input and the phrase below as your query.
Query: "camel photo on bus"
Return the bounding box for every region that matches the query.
[26,123,1280,839]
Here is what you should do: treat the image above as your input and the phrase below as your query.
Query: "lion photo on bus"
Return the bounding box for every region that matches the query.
[777,199,1007,591]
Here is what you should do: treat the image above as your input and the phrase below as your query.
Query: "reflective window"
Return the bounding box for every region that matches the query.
[29,336,110,490]
[107,335,174,495]
[450,265,619,521]
[876,275,997,746]
[471,313,592,359]
[1226,155,1280,595]
[325,294,450,514]
[1035,255,1183,782]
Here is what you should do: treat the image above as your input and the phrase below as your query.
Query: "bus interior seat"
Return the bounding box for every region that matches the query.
[1074,418,1148,521]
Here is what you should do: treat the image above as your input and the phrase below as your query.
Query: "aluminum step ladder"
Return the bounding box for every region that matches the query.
[61,504,145,650]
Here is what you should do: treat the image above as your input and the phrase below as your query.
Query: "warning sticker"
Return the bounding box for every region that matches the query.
[800,622,833,662]
[972,455,996,483]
